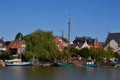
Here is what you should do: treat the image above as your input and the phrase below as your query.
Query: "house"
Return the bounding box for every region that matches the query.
[73,36,103,50]
[54,36,68,51]
[105,32,120,52]
[74,41,90,50]
[8,40,26,55]
[0,37,7,51]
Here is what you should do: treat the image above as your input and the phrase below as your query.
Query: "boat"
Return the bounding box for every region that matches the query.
[31,61,42,67]
[42,63,51,66]
[114,64,120,68]
[54,62,72,67]
[82,61,98,67]
[5,59,30,66]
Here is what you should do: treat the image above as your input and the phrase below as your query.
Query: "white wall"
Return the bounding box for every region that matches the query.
[109,39,118,52]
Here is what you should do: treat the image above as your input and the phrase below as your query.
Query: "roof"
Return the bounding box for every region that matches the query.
[8,40,25,49]
[73,36,95,45]
[105,32,120,46]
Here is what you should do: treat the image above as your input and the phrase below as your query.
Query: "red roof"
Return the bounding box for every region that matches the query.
[8,40,25,49]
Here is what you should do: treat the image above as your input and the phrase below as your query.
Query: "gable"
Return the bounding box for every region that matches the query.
[75,45,80,50]
[109,39,118,49]
[81,41,90,49]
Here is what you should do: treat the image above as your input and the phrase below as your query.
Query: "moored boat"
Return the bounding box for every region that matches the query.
[5,59,30,66]
[82,61,98,67]
[114,64,120,68]
[54,62,72,67]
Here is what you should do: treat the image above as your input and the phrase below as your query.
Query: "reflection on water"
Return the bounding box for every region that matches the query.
[0,66,120,80]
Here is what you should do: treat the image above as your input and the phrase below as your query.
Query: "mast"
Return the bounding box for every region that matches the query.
[68,15,70,44]
[62,29,64,37]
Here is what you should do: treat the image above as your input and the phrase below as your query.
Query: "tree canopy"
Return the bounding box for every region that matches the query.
[0,51,13,61]
[23,29,60,61]
[15,32,24,40]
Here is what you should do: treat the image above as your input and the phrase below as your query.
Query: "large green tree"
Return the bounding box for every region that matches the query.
[24,29,59,61]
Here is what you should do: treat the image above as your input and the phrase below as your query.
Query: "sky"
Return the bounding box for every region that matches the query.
[0,0,120,42]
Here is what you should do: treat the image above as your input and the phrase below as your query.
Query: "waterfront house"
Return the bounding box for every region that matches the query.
[105,32,120,52]
[73,36,103,50]
[54,36,68,51]
[74,40,90,50]
[0,37,7,51]
[8,40,26,55]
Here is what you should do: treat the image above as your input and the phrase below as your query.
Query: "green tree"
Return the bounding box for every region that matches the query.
[15,32,24,40]
[70,48,79,57]
[60,37,68,42]
[24,29,59,61]
[113,52,120,59]
[62,48,71,60]
[0,51,13,61]
[79,48,92,58]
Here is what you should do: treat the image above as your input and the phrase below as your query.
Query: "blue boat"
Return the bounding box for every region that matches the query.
[5,59,30,66]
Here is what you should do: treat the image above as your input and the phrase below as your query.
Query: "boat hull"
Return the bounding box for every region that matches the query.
[82,64,98,67]
[6,62,30,66]
[54,62,72,67]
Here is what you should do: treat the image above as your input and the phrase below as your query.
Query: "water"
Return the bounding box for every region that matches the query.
[0,66,120,80]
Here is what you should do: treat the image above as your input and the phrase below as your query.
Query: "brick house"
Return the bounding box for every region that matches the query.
[54,36,68,51]
[8,40,26,55]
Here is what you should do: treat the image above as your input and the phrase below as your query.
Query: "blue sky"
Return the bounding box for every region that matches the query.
[0,0,120,42]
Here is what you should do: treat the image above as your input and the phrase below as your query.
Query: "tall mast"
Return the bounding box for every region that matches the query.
[68,15,70,44]
[62,29,64,37]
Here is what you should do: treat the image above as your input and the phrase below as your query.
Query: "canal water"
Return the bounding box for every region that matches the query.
[0,66,120,80]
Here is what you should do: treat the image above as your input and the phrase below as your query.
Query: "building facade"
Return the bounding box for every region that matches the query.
[54,36,68,51]
[73,36,103,50]
[8,40,26,55]
[105,32,120,52]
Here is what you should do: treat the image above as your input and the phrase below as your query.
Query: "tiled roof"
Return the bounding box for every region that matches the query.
[8,40,25,49]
